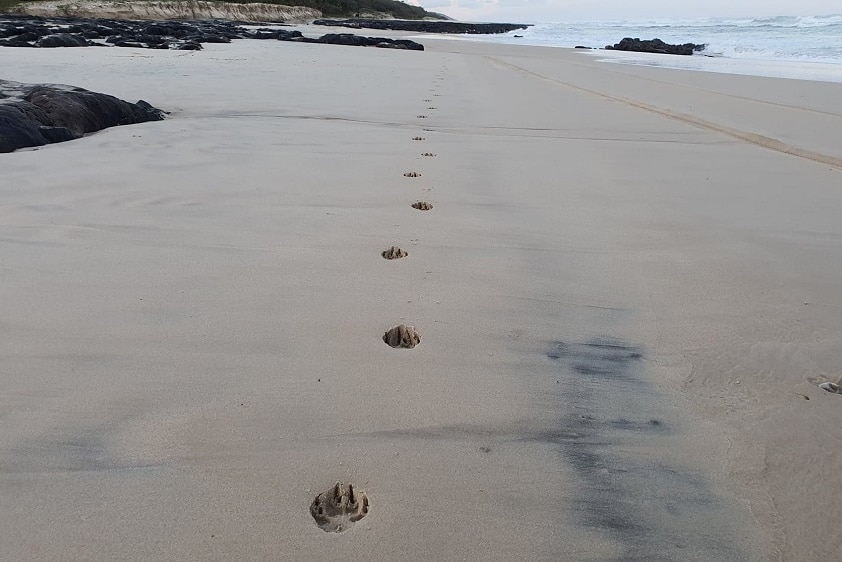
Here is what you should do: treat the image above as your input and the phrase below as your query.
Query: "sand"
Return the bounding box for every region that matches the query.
[1,32,841,561]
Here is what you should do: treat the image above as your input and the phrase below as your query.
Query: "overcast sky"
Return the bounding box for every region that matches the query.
[408,0,841,23]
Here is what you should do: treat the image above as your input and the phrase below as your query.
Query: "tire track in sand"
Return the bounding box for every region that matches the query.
[486,56,842,170]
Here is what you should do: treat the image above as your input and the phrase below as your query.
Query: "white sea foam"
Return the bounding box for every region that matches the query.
[474,15,842,82]
[591,49,842,84]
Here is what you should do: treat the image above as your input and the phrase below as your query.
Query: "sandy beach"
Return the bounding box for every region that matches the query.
[1,29,841,561]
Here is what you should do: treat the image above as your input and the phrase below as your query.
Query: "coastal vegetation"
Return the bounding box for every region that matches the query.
[255,0,432,18]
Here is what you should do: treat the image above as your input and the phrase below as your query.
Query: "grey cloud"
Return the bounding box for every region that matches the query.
[454,0,495,8]
[496,0,548,7]
[418,0,455,8]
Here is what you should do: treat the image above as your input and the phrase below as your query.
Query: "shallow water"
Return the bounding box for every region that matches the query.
[474,15,842,83]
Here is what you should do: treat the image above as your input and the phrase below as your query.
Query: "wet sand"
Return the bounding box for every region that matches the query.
[1,33,841,560]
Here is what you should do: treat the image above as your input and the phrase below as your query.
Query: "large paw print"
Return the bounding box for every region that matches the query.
[310,482,370,533]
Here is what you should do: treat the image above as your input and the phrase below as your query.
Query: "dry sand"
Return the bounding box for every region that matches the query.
[1,32,841,561]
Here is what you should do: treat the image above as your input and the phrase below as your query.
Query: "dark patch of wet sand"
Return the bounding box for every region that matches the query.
[545,337,759,561]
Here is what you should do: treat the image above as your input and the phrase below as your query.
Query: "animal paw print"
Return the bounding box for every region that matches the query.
[382,246,408,260]
[383,324,421,348]
[310,482,370,533]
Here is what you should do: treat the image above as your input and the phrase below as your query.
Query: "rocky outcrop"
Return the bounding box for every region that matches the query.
[313,18,530,35]
[0,79,165,152]
[7,1,320,24]
[0,15,424,51]
[255,29,424,49]
[605,37,705,56]
[303,32,423,50]
[0,16,243,49]
[37,32,90,46]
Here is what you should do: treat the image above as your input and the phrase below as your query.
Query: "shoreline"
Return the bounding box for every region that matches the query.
[5,9,841,82]
[590,49,842,84]
[462,33,842,83]
[2,33,841,560]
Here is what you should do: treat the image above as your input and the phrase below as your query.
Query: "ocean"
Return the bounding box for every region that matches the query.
[475,15,842,82]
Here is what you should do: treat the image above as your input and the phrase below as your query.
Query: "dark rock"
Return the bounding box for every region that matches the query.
[0,79,166,153]
[0,105,49,152]
[37,33,89,47]
[138,34,167,45]
[37,125,75,143]
[0,14,425,53]
[143,24,174,36]
[248,29,282,39]
[14,31,40,42]
[318,33,360,46]
[393,39,423,51]
[605,37,705,56]
[313,18,529,35]
[277,29,303,40]
[196,35,230,44]
[250,28,273,36]
[23,86,162,136]
[314,33,423,51]
[2,35,35,47]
